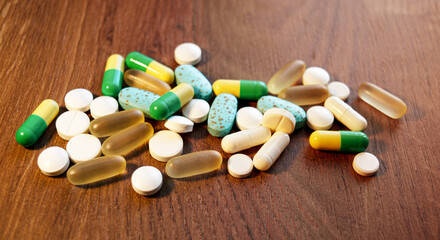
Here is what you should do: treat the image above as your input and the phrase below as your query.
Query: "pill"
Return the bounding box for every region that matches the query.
[221,126,272,154]
[352,152,380,176]
[324,96,367,131]
[37,147,69,176]
[207,93,238,137]
[261,108,296,134]
[181,99,210,123]
[165,116,194,133]
[358,82,407,119]
[102,122,154,156]
[302,67,330,85]
[149,83,194,121]
[102,54,124,98]
[175,65,212,101]
[267,60,306,95]
[257,96,306,129]
[149,130,183,162]
[64,88,93,112]
[278,84,329,106]
[174,42,202,65]
[235,107,263,131]
[67,155,126,185]
[253,131,290,171]
[16,99,59,147]
[307,106,334,130]
[166,150,222,178]
[131,166,163,196]
[212,79,268,101]
[55,111,90,140]
[227,154,253,178]
[126,51,174,85]
[90,96,119,119]
[118,87,160,118]
[309,130,369,152]
[66,134,101,163]
[123,69,171,96]
[89,109,144,137]
[328,81,350,101]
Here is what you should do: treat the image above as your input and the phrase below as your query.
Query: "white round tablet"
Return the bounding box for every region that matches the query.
[327,81,350,101]
[307,106,334,130]
[149,130,183,162]
[227,154,253,178]
[165,116,194,133]
[181,99,210,123]
[131,166,163,196]
[56,111,90,140]
[353,152,380,176]
[90,96,119,119]
[37,147,70,176]
[302,67,330,85]
[64,88,93,112]
[66,134,101,163]
[236,107,263,131]
[174,43,202,65]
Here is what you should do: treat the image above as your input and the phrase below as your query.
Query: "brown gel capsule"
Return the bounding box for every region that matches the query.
[278,85,329,106]
[89,109,144,137]
[124,69,171,96]
[166,150,222,178]
[267,60,306,95]
[67,155,126,185]
[102,122,154,156]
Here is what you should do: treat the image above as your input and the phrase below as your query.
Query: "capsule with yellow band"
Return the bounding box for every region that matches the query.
[126,51,174,85]
[102,54,125,98]
[309,130,369,153]
[212,79,268,101]
[149,83,194,120]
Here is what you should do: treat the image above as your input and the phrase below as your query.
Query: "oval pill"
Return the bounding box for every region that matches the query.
[257,96,306,129]
[212,79,268,101]
[64,88,93,112]
[235,107,263,131]
[149,83,194,121]
[227,154,253,178]
[102,122,154,156]
[66,134,102,163]
[267,60,306,95]
[131,166,163,196]
[89,109,144,137]
[67,155,126,185]
[260,108,296,134]
[149,130,183,162]
[221,126,272,154]
[309,130,369,152]
[90,96,119,119]
[118,87,160,118]
[278,84,329,106]
[353,152,380,176]
[165,116,194,133]
[102,54,125,98]
[302,67,330,85]
[307,106,334,130]
[56,111,90,140]
[37,147,70,176]
[175,65,212,101]
[207,93,238,137]
[253,131,290,171]
[324,96,367,131]
[181,99,210,123]
[126,51,174,85]
[328,81,350,101]
[166,150,222,178]
[123,69,171,96]
[174,42,202,65]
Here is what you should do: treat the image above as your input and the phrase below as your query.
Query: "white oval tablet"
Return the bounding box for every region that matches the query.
[174,43,202,65]
[307,106,334,130]
[353,152,380,176]
[66,134,101,163]
[149,130,183,162]
[56,111,90,140]
[131,166,163,196]
[236,107,263,131]
[327,81,350,101]
[165,116,194,133]
[64,88,93,112]
[227,154,253,178]
[37,147,70,176]
[260,108,296,134]
[90,96,119,119]
[302,67,330,85]
[182,99,210,123]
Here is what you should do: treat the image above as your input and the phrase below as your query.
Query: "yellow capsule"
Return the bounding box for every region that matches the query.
[123,69,171,96]
[67,155,126,185]
[126,52,174,84]
[212,79,268,100]
[149,83,194,120]
[89,109,144,137]
[278,85,329,106]
[309,130,369,152]
[102,122,154,156]
[267,60,306,95]
[166,150,222,178]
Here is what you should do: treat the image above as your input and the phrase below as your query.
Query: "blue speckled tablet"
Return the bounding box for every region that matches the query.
[208,93,238,137]
[118,87,159,118]
[257,96,306,129]
[175,65,212,101]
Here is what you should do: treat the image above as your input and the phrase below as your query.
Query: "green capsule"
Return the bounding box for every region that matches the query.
[102,54,124,98]
[149,83,194,120]
[126,52,174,85]
[309,130,369,152]
[212,79,268,101]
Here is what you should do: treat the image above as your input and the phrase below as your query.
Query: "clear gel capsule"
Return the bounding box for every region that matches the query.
[324,96,367,131]
[102,122,154,156]
[221,126,272,154]
[123,69,171,96]
[89,109,144,137]
[278,85,329,106]
[267,60,306,95]
[166,150,222,178]
[67,155,126,185]
[253,131,290,171]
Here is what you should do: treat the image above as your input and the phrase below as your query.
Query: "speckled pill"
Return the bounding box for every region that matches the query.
[207,93,238,137]
[175,65,212,101]
[257,96,306,129]
[166,150,222,178]
[89,109,144,137]
[123,69,171,96]
[102,122,154,156]
[118,87,160,118]
[67,155,126,185]
[267,60,306,95]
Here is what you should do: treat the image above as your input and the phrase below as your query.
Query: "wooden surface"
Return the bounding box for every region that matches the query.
[1,0,439,239]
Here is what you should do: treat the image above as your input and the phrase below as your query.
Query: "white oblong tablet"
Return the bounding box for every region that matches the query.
[66,134,101,163]
[182,99,210,123]
[235,107,263,131]
[307,106,334,130]
[131,166,163,196]
[90,96,119,119]
[353,152,380,176]
[64,88,93,112]
[174,43,202,65]
[227,154,253,178]
[165,116,194,133]
[302,67,330,85]
[260,108,296,134]
[37,147,70,176]
[56,111,90,140]
[149,130,183,162]
[328,81,350,101]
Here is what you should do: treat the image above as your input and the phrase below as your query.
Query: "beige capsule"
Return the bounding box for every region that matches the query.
[89,109,144,137]
[278,85,329,106]
[166,150,222,178]
[67,155,126,185]
[124,69,171,96]
[102,122,154,156]
[324,96,367,131]
[267,60,306,95]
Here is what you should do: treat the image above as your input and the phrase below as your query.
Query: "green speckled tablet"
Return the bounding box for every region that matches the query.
[118,87,159,118]
[175,65,212,101]
[208,94,238,137]
[257,96,306,129]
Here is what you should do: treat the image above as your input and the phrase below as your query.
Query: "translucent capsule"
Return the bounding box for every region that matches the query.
[102,122,154,156]
[278,85,329,106]
[358,82,407,119]
[221,126,272,154]
[149,83,194,120]
[324,96,367,131]
[89,109,144,137]
[212,79,268,100]
[123,69,171,96]
[166,150,222,178]
[102,54,125,98]
[253,131,290,171]
[67,155,126,185]
[309,130,369,152]
[126,52,174,84]
[267,60,306,95]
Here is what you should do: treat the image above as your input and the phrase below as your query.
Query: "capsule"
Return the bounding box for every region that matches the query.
[324,96,367,131]
[123,69,171,96]
[212,79,268,100]
[67,155,126,185]
[149,83,194,120]
[102,122,154,156]
[16,99,59,147]
[253,131,290,171]
[126,51,174,85]
[166,150,222,178]
[309,130,369,152]
[278,85,329,106]
[102,54,124,98]
[358,82,407,119]
[89,109,144,137]
[221,126,272,154]
[267,60,306,95]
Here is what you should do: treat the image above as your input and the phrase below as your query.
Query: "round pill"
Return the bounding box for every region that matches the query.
[307,106,334,130]
[149,130,183,162]
[302,67,330,85]
[235,107,263,131]
[328,81,350,101]
[90,96,119,119]
[174,43,202,65]
[260,108,296,134]
[182,99,210,123]
[64,88,93,112]
[131,166,163,196]
[227,154,253,178]
[165,116,194,133]
[56,111,90,140]
[353,152,380,176]
[66,134,101,163]
[37,147,70,176]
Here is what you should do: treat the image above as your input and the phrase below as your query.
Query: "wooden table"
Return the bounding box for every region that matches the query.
[1,0,439,239]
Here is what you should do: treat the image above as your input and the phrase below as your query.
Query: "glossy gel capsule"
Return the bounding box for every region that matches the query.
[149,83,194,120]
[212,79,268,100]
[278,85,329,106]
[102,54,125,98]
[102,122,154,156]
[324,96,367,131]
[309,130,369,152]
[123,69,171,96]
[89,109,144,137]
[126,52,174,85]
[267,60,306,95]
[67,155,126,185]
[166,150,222,178]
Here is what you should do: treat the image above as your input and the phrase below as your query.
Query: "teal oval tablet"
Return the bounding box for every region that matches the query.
[257,96,306,129]
[207,93,238,137]
[118,87,159,118]
[175,65,212,101]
